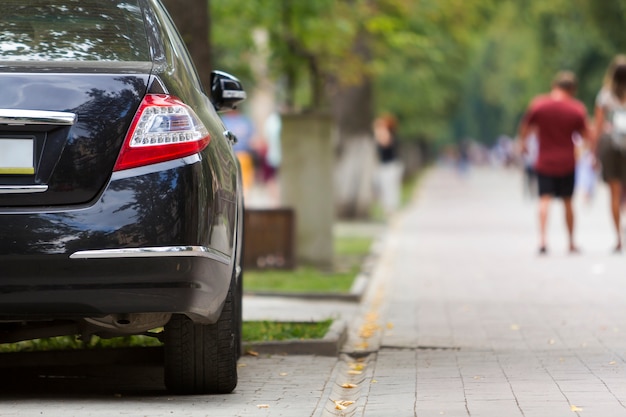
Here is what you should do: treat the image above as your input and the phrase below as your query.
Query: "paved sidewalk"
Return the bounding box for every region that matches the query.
[7,165,626,417]
[330,165,626,416]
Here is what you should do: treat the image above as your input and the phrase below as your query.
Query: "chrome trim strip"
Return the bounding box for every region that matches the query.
[110,154,201,180]
[0,109,77,125]
[70,246,230,264]
[0,185,48,194]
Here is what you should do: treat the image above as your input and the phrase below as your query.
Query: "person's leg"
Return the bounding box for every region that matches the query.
[538,195,550,252]
[536,173,552,253]
[561,172,577,252]
[609,179,623,251]
[563,197,577,252]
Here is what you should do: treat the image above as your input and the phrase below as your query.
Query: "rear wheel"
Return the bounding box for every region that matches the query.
[163,278,239,394]
[234,267,243,359]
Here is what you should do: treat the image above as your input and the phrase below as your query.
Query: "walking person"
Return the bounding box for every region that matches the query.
[518,71,590,254]
[593,55,626,252]
[373,114,403,217]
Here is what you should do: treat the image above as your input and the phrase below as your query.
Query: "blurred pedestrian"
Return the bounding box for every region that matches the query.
[262,110,282,205]
[592,54,626,252]
[221,108,256,196]
[373,114,403,217]
[518,71,590,254]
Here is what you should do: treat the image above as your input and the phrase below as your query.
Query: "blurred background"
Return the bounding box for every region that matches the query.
[162,0,626,222]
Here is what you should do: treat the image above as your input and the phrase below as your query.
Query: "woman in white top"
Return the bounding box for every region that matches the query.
[594,54,626,252]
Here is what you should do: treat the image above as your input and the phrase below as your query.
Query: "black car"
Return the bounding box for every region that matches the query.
[0,0,245,394]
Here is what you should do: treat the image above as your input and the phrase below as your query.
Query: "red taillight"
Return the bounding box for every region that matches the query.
[113,94,210,171]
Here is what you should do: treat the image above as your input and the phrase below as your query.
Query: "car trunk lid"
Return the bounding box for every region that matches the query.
[0,71,150,207]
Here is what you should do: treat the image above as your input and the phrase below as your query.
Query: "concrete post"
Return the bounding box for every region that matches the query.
[280,113,334,268]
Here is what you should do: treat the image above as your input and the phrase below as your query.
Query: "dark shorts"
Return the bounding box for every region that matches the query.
[537,171,575,198]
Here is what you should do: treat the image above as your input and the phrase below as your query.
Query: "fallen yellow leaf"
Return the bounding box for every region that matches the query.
[333,400,355,410]
[570,405,583,412]
[510,324,520,331]
[246,350,259,357]
[349,363,366,371]
[365,312,378,321]
[347,370,363,375]
[359,322,381,338]
[341,383,358,389]
[355,341,369,350]
[257,404,270,409]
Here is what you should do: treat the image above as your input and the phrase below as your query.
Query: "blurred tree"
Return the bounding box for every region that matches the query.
[450,0,612,145]
[209,0,626,214]
[373,0,498,144]
[211,0,385,218]
[585,0,626,52]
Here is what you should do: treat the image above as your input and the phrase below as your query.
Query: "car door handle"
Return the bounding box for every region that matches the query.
[223,130,237,144]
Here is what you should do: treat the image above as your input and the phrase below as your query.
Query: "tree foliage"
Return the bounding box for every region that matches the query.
[449,0,623,146]
[210,0,626,147]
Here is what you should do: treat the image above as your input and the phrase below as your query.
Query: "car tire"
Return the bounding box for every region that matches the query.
[234,267,243,359]
[235,221,244,359]
[163,277,239,394]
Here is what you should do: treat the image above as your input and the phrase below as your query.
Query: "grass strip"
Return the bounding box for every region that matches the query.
[242,320,332,342]
[0,320,333,353]
[244,266,357,293]
[244,235,373,294]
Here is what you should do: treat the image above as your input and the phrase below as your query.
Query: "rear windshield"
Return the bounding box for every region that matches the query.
[0,1,150,62]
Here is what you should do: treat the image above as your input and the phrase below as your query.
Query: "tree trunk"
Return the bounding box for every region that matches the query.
[331,33,376,219]
[161,0,212,90]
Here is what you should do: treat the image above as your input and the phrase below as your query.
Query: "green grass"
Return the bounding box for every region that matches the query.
[244,266,358,293]
[244,235,373,294]
[0,333,163,353]
[335,236,374,256]
[242,320,332,342]
[0,320,334,353]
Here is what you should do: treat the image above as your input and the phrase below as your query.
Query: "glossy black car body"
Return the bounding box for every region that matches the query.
[0,0,244,394]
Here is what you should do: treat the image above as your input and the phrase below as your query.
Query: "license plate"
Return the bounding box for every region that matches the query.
[0,138,35,175]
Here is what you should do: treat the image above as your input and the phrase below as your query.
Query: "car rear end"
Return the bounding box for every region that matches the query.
[0,0,240,349]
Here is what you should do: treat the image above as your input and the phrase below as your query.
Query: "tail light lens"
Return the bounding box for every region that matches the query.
[113,94,210,171]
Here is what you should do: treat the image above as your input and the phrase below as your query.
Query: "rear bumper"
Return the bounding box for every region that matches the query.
[0,156,239,324]
[0,249,232,323]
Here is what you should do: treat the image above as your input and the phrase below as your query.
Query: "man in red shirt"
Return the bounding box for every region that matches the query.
[519,71,590,254]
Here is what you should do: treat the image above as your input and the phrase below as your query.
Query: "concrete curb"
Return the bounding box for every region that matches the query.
[241,319,348,357]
